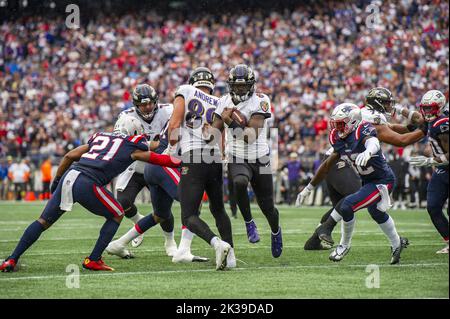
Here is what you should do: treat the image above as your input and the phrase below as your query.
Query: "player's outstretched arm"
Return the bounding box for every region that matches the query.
[296,152,339,206]
[394,104,425,125]
[167,95,185,154]
[51,144,90,193]
[131,150,181,168]
[375,124,426,147]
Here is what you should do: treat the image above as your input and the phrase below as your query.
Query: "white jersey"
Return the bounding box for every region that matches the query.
[175,84,220,154]
[115,104,173,191]
[361,107,388,125]
[216,92,272,160]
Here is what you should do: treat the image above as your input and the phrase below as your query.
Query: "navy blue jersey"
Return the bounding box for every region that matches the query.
[329,122,395,184]
[428,115,449,170]
[73,132,148,185]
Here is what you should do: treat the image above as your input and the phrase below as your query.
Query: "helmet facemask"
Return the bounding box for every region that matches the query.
[135,98,158,122]
[228,80,255,103]
[420,102,441,122]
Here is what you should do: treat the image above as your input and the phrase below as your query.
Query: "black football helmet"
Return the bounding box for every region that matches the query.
[365,87,395,114]
[188,67,215,93]
[132,84,158,123]
[227,64,256,103]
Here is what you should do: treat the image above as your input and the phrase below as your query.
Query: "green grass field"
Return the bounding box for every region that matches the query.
[0,202,448,299]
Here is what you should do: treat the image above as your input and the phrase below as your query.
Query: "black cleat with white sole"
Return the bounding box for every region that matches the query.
[390,237,409,265]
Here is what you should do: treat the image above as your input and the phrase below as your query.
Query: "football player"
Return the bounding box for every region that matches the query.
[0,116,180,272]
[408,90,449,254]
[106,120,209,263]
[167,67,235,270]
[114,84,177,255]
[301,87,426,249]
[298,104,409,264]
[212,64,282,258]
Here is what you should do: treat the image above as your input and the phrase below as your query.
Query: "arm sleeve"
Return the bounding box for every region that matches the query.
[364,137,381,155]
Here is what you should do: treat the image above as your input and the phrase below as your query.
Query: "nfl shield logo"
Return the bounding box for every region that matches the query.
[181,167,189,175]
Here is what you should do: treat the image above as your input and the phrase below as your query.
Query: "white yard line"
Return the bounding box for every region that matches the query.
[0,262,447,282]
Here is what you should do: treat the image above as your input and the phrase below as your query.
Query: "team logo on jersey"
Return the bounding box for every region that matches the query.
[441,124,449,133]
[373,115,381,124]
[181,167,189,175]
[260,101,269,112]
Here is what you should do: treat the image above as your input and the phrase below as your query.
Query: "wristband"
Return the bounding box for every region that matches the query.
[305,183,315,191]
[406,124,417,132]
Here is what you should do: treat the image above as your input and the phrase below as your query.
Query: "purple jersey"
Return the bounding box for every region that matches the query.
[428,115,449,171]
[73,132,148,185]
[329,122,395,184]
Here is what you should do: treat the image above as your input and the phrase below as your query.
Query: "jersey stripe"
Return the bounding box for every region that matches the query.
[163,167,180,185]
[128,135,145,143]
[93,185,124,217]
[355,123,364,140]
[432,117,449,128]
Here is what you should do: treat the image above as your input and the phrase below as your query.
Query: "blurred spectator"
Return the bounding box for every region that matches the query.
[40,157,52,200]
[8,159,30,201]
[285,152,302,205]
[0,157,9,200]
[390,152,409,210]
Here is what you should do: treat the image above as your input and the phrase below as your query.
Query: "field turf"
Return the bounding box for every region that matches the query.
[0,202,448,299]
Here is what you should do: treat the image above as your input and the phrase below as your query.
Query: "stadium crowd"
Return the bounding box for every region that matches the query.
[0,0,448,206]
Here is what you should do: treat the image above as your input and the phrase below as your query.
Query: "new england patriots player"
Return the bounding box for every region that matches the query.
[212,64,282,258]
[106,120,209,263]
[0,116,181,272]
[115,84,177,255]
[409,90,449,254]
[298,104,409,264]
[167,67,234,270]
[302,87,426,250]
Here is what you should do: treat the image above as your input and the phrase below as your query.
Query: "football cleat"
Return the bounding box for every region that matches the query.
[82,257,114,271]
[304,231,331,250]
[215,240,231,271]
[226,247,236,268]
[0,258,17,272]
[106,240,134,259]
[316,223,335,248]
[131,234,144,248]
[164,238,178,257]
[245,220,260,243]
[172,251,209,263]
[436,245,449,254]
[271,227,283,258]
[329,245,351,262]
[390,237,409,264]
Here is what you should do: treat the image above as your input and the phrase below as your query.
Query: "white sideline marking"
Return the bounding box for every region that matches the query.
[0,229,440,242]
[13,242,448,257]
[0,262,447,282]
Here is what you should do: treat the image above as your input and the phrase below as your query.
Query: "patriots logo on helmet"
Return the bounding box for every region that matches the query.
[342,105,354,114]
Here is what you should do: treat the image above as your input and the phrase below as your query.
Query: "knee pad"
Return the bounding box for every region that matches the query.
[369,209,389,224]
[340,199,354,215]
[233,175,249,191]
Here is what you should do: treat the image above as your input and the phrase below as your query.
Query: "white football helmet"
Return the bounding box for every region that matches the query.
[420,90,447,122]
[330,103,362,138]
[114,115,145,136]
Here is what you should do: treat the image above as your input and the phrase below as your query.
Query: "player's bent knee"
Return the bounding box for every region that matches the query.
[113,215,124,224]
[233,175,249,191]
[37,218,52,230]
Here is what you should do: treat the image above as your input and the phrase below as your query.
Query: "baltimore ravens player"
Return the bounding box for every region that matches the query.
[167,67,234,270]
[302,87,426,250]
[409,90,449,254]
[298,104,409,264]
[0,116,181,272]
[115,84,177,255]
[212,64,282,258]
[106,120,209,263]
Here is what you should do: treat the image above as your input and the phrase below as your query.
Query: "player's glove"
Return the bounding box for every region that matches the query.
[162,143,177,156]
[408,155,435,167]
[355,150,372,167]
[50,176,61,194]
[295,183,314,207]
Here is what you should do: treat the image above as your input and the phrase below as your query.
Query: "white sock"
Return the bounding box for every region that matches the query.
[178,227,194,253]
[378,216,400,248]
[130,212,144,224]
[117,225,141,246]
[163,231,175,242]
[210,236,220,249]
[340,218,355,247]
[330,209,342,223]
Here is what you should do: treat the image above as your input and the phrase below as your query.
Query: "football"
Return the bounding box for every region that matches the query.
[231,109,247,127]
